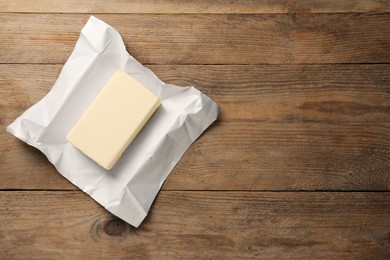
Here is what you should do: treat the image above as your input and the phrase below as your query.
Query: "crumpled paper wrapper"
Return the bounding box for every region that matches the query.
[7,16,218,227]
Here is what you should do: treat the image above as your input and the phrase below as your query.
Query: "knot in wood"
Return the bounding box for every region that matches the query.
[103,218,127,237]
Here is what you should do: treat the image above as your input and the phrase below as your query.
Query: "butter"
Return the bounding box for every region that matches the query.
[67,70,161,170]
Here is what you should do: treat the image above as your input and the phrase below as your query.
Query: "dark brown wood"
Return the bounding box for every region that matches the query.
[1,64,389,191]
[0,13,389,64]
[1,191,389,259]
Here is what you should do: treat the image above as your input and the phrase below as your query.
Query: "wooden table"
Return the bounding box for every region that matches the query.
[1,1,389,258]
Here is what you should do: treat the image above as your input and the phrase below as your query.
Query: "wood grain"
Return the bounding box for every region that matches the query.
[2,121,389,191]
[1,191,389,259]
[1,1,389,258]
[1,64,389,124]
[1,13,389,64]
[1,64,389,191]
[150,64,390,124]
[1,0,389,13]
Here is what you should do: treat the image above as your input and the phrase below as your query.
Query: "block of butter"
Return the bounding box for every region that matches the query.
[67,70,161,170]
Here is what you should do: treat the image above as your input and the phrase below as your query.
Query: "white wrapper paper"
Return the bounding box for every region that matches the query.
[7,16,218,227]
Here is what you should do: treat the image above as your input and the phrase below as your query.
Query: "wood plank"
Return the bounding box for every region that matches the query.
[149,64,390,124]
[1,13,389,64]
[2,64,389,124]
[168,122,390,191]
[0,191,389,258]
[1,64,389,191]
[2,121,389,191]
[1,0,389,14]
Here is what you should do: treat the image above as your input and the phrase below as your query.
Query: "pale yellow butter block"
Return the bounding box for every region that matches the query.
[67,70,161,170]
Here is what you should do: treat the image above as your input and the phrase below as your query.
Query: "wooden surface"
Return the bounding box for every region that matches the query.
[0,1,389,259]
[1,13,389,64]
